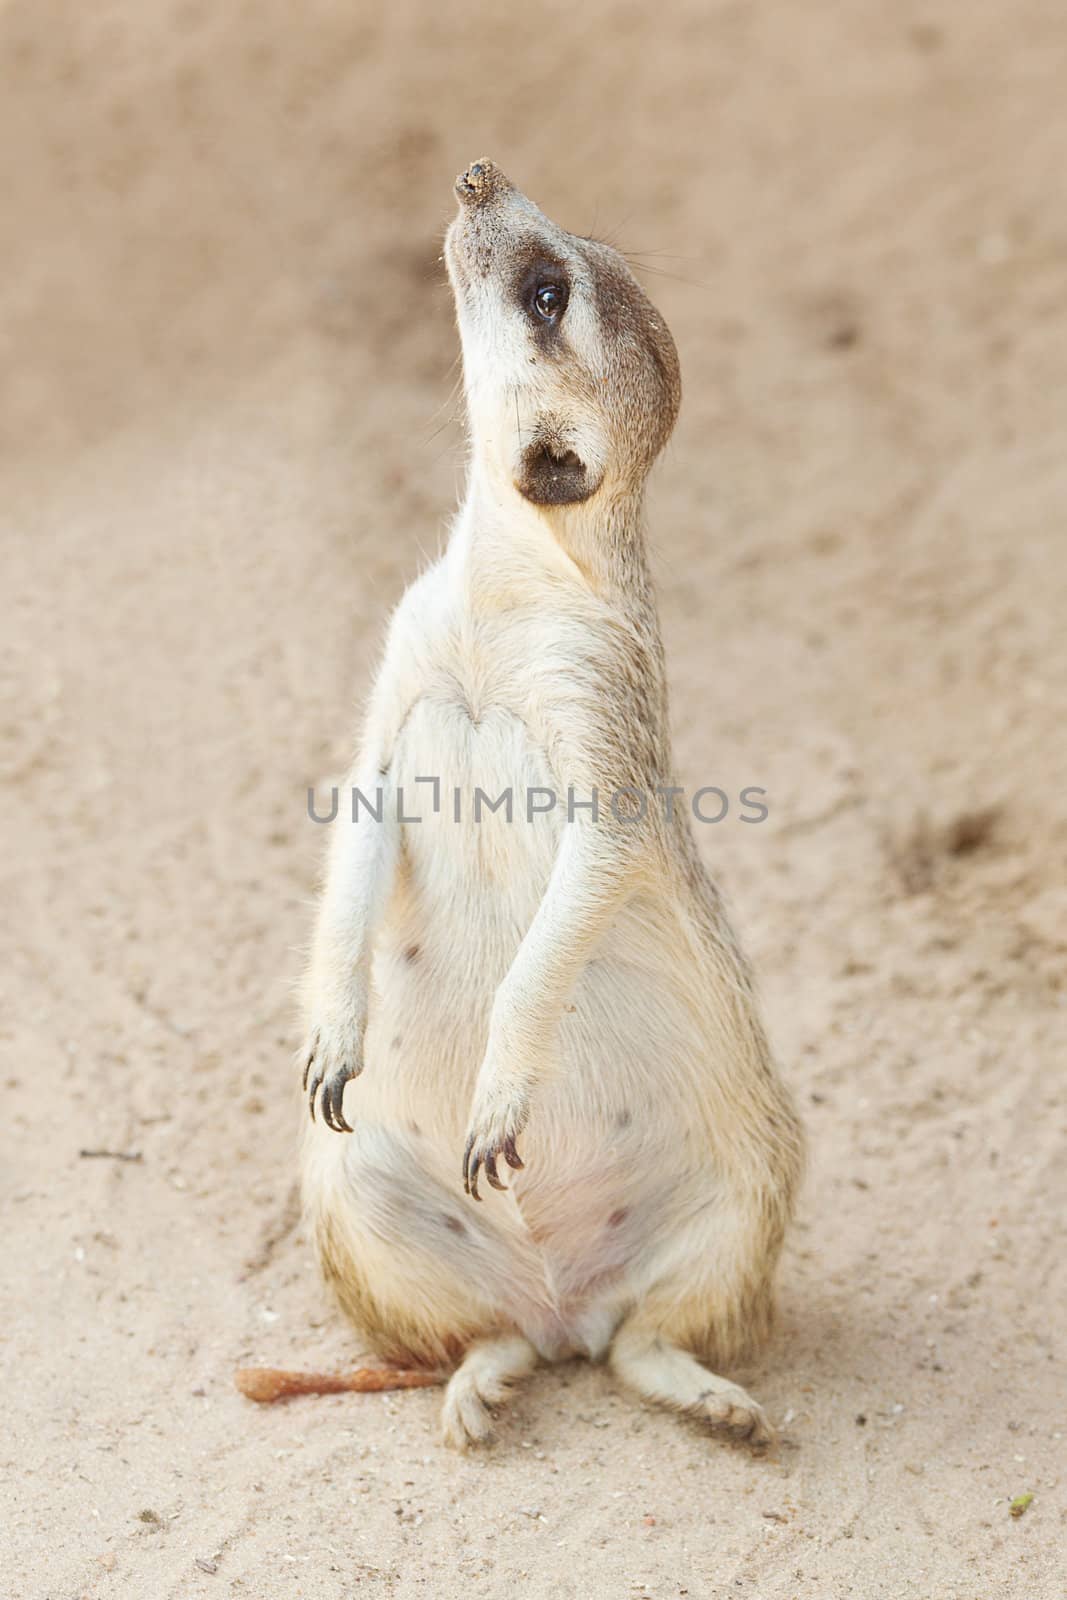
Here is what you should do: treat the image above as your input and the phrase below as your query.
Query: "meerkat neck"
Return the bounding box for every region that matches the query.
[562,493,657,601]
[449,465,655,611]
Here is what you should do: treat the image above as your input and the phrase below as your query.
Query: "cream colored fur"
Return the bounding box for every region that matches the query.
[301,161,803,1449]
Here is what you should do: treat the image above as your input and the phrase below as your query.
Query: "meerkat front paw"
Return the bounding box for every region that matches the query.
[461,1079,528,1200]
[303,1015,365,1133]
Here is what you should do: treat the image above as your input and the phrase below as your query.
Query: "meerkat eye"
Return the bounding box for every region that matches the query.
[531,281,567,322]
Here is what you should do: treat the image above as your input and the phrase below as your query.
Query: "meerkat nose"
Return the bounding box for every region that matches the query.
[454,158,514,208]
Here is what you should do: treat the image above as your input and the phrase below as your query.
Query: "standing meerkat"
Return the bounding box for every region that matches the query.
[300,160,803,1449]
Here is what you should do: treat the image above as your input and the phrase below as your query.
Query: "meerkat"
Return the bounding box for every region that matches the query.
[300,160,803,1450]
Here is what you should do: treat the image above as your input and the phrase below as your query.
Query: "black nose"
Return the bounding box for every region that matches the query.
[454,158,514,208]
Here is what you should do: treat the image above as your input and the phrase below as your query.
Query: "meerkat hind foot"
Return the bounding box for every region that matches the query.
[441,1335,539,1451]
[610,1326,774,1446]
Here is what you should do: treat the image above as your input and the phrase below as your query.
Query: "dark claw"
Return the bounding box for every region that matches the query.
[321,1071,354,1134]
[463,1130,524,1200]
[305,1049,358,1133]
[484,1151,505,1191]
[332,1087,353,1133]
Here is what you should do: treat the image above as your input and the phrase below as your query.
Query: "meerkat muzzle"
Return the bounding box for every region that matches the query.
[454,158,515,208]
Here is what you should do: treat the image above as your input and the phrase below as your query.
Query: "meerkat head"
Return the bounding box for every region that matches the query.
[445,159,681,512]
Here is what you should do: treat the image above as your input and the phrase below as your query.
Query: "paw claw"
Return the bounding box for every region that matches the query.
[319,1067,356,1133]
[484,1152,506,1191]
[461,1123,525,1202]
[301,1028,361,1133]
[462,1137,520,1201]
[503,1135,524,1170]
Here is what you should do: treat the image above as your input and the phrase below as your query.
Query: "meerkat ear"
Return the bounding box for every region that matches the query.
[517,440,598,506]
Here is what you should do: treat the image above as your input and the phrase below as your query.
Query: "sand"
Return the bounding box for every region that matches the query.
[2,1,1065,1595]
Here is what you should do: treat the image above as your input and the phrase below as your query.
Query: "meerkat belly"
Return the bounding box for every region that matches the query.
[349,696,716,1349]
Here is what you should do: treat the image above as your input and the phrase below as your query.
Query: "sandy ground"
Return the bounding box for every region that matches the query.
[3,1,1066,1595]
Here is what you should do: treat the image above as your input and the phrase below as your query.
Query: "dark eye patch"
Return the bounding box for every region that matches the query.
[514,255,570,337]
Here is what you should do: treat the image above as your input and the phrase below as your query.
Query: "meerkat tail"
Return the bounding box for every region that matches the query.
[235,1365,446,1403]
